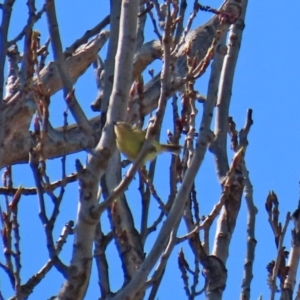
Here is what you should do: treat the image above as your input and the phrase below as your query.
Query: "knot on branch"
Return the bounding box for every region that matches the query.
[202,255,227,292]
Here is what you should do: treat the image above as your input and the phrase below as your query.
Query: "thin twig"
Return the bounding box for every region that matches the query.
[8,221,74,300]
[147,211,165,237]
[7,2,47,46]
[147,6,162,41]
[178,249,192,298]
[239,109,256,300]
[146,229,177,299]
[92,145,153,217]
[191,254,200,298]
[29,149,68,278]
[0,173,77,195]
[240,161,257,300]
[140,167,168,214]
[0,0,16,99]
[94,222,111,298]
[184,0,200,37]
[10,194,22,296]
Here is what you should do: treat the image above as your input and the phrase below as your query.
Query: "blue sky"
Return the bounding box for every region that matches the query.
[1,0,300,299]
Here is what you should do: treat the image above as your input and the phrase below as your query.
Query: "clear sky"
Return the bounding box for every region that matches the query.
[1,0,300,299]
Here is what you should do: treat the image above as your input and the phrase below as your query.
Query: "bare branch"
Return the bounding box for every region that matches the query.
[127,2,231,124]
[93,145,152,217]
[29,149,68,277]
[8,221,74,300]
[0,1,261,299]
[0,31,109,169]
[94,222,111,298]
[92,0,121,122]
[136,2,147,50]
[102,151,144,283]
[9,189,22,296]
[240,161,258,300]
[283,201,300,295]
[0,0,15,100]
[139,167,168,214]
[132,39,162,81]
[174,0,187,44]
[57,0,140,298]
[178,249,192,298]
[64,15,110,56]
[210,2,245,180]
[147,5,162,41]
[0,173,77,196]
[146,229,177,299]
[270,213,291,300]
[46,0,93,136]
[7,2,47,47]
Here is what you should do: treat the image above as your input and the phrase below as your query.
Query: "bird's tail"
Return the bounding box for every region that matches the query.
[161,144,182,155]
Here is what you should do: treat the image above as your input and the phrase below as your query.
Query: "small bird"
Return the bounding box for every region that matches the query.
[114,121,181,163]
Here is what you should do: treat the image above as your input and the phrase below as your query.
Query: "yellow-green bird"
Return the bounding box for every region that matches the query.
[114,121,181,163]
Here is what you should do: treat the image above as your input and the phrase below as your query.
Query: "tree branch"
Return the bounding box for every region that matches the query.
[46,0,93,136]
[57,0,140,298]
[64,15,110,57]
